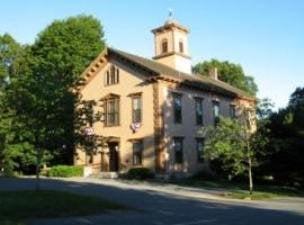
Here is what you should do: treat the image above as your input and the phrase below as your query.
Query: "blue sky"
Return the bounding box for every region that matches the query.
[1,0,303,109]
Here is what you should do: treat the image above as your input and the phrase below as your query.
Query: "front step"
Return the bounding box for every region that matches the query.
[99,172,119,179]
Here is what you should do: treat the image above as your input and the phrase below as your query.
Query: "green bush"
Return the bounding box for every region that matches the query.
[47,165,83,177]
[124,168,154,180]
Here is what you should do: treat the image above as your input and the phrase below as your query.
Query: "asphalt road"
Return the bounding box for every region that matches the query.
[1,177,304,225]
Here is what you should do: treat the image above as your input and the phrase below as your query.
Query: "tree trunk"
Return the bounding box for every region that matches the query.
[35,148,41,191]
[248,156,253,198]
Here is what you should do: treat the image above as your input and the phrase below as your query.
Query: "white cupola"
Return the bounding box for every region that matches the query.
[151,15,192,74]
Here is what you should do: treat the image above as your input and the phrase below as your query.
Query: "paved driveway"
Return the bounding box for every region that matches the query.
[1,177,304,225]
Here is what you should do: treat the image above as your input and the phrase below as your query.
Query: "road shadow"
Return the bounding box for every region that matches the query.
[0,177,304,225]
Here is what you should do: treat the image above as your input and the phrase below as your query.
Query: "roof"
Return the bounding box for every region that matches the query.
[107,47,255,100]
[151,20,189,34]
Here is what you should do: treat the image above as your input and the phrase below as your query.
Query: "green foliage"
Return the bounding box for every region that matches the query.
[0,33,29,86]
[0,34,36,176]
[28,14,105,164]
[32,14,105,86]
[124,168,155,180]
[204,118,248,176]
[47,165,83,177]
[260,87,304,186]
[204,115,269,195]
[256,98,274,120]
[193,59,258,96]
[0,15,106,178]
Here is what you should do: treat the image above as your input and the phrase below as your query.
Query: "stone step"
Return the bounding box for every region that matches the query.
[98,172,119,179]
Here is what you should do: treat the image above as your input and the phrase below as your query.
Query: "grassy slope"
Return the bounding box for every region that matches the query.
[172,179,304,200]
[0,190,125,224]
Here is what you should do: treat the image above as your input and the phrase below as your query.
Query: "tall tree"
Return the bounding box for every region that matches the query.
[261,87,304,186]
[193,59,258,96]
[8,15,105,187]
[0,34,35,175]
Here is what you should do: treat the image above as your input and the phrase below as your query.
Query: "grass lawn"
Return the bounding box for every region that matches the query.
[171,179,304,200]
[0,190,125,225]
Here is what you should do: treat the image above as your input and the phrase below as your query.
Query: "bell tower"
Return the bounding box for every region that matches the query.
[151,13,192,74]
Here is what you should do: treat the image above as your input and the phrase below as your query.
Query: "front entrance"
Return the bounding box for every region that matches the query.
[108,142,119,172]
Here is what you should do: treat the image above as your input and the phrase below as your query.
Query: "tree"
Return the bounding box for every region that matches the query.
[204,113,267,197]
[5,15,105,188]
[193,59,258,96]
[256,98,274,120]
[260,87,304,186]
[0,34,35,175]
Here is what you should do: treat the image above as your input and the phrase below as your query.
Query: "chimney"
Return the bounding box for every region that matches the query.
[209,67,218,80]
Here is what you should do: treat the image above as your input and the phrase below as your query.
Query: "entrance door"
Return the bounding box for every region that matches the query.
[108,142,119,172]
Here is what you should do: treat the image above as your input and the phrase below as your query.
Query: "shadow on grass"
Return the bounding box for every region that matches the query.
[0,189,125,224]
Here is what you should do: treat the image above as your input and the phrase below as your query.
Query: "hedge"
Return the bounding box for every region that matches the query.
[47,165,83,177]
[123,168,154,180]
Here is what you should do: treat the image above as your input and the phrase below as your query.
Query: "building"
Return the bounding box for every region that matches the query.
[74,17,256,177]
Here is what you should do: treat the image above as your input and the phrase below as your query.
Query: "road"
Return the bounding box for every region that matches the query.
[0,177,304,225]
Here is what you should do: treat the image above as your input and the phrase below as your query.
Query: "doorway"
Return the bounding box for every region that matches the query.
[108,142,119,172]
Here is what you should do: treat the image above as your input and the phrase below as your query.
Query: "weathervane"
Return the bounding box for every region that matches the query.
[168,8,173,20]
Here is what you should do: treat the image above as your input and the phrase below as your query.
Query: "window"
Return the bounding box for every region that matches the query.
[132,95,142,123]
[161,39,168,53]
[173,137,183,164]
[133,140,143,165]
[172,93,182,124]
[195,97,204,125]
[105,65,119,85]
[213,101,220,126]
[230,105,236,118]
[179,41,184,53]
[104,97,120,126]
[196,138,205,162]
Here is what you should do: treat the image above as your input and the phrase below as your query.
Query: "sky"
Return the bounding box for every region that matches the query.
[1,0,303,109]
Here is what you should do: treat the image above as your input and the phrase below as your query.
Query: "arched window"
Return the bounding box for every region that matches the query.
[105,65,119,85]
[179,40,184,53]
[161,39,168,54]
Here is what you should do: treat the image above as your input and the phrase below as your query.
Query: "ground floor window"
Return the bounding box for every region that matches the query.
[230,104,236,118]
[132,140,143,165]
[173,137,184,164]
[196,138,205,162]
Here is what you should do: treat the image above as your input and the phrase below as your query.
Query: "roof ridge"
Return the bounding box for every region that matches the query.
[107,47,255,100]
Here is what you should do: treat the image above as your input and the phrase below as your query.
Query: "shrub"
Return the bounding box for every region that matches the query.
[192,169,217,181]
[124,168,154,180]
[47,165,83,177]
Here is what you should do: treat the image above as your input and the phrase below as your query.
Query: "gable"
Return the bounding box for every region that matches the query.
[76,47,255,102]
[79,58,153,103]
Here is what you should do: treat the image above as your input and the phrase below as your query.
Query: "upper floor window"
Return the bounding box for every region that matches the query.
[104,95,120,126]
[161,39,168,54]
[173,137,184,164]
[213,100,220,126]
[132,94,142,123]
[172,93,182,124]
[179,40,184,53]
[133,140,143,165]
[195,97,204,125]
[196,138,205,162]
[230,105,236,118]
[105,65,119,86]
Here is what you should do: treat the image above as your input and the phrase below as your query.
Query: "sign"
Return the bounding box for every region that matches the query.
[130,122,141,133]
